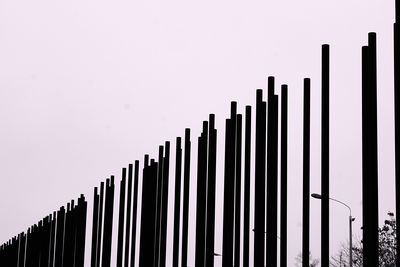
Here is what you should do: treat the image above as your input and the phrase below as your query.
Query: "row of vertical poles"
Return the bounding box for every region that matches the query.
[90,177,115,267]
[362,33,379,266]
[137,130,192,267]
[139,155,157,267]
[195,114,217,267]
[139,142,172,267]
[222,102,241,267]
[115,161,140,267]
[195,121,208,267]
[5,18,397,266]
[0,195,87,267]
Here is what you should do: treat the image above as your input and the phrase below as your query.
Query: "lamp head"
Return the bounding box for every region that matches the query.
[311,193,322,199]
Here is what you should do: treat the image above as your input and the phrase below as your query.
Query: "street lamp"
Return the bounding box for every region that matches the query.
[311,193,355,267]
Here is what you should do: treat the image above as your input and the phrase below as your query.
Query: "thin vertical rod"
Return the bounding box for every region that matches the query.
[234,114,242,267]
[160,141,170,267]
[254,90,266,267]
[181,129,191,267]
[302,78,311,267]
[206,114,217,267]
[91,188,99,267]
[195,122,208,267]
[362,33,379,267]
[101,176,115,267]
[130,160,140,267]
[154,146,164,267]
[280,85,288,267]
[266,77,278,267]
[117,169,127,267]
[96,182,104,267]
[243,106,251,267]
[173,137,182,267]
[394,1,400,264]
[124,164,133,267]
[321,44,330,267]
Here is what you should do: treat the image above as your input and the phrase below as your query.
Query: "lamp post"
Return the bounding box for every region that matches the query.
[311,193,355,267]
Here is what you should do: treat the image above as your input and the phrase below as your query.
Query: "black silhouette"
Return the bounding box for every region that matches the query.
[321,44,330,267]
[243,105,252,267]
[280,85,288,267]
[254,90,266,267]
[2,3,400,266]
[303,78,311,267]
[362,33,379,266]
[266,76,279,267]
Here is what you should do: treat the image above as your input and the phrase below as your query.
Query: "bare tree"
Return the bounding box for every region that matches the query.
[295,251,320,267]
[330,212,397,267]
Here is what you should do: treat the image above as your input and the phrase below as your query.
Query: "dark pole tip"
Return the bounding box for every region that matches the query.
[256,89,263,102]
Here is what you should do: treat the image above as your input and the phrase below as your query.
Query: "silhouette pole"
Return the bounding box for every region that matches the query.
[154,146,164,267]
[362,33,379,266]
[101,176,115,267]
[206,114,217,267]
[234,113,242,267]
[160,142,170,267]
[302,78,311,267]
[91,187,99,267]
[394,0,400,265]
[181,129,191,267]
[172,137,182,267]
[195,121,208,267]
[280,85,288,267]
[55,206,65,267]
[222,102,237,267]
[116,168,126,267]
[76,195,87,267]
[139,155,158,267]
[124,164,133,267]
[266,77,279,267]
[254,90,266,267]
[130,160,140,267]
[243,106,252,267]
[96,182,104,267]
[321,44,330,267]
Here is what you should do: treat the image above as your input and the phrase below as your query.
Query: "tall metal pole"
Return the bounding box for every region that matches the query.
[362,33,379,267]
[393,1,400,265]
[303,78,311,267]
[254,90,266,267]
[321,44,330,267]
[280,85,288,267]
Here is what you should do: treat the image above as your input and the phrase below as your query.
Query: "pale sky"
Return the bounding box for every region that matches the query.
[0,0,396,266]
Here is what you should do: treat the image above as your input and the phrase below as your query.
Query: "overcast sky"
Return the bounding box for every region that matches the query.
[0,0,396,266]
